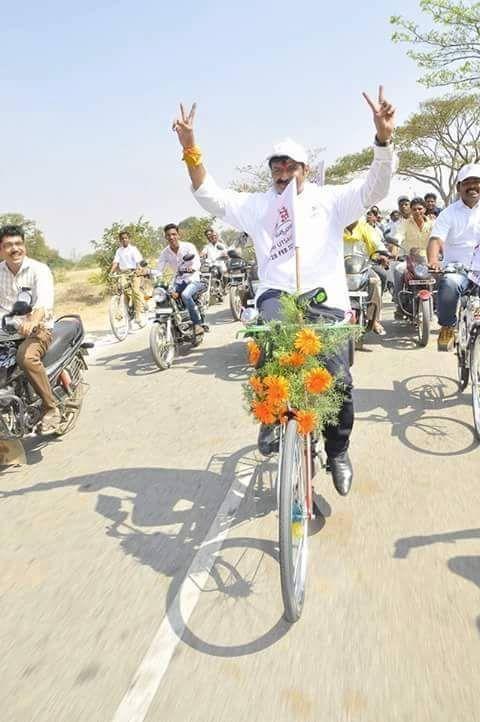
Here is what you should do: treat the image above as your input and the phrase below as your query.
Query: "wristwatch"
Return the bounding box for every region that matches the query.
[374,135,392,147]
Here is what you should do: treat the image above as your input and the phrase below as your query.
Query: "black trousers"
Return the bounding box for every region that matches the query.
[257,290,353,457]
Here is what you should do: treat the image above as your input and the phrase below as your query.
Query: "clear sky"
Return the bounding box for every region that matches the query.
[1,0,433,256]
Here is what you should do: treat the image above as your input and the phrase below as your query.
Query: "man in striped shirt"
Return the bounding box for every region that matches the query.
[0,224,60,432]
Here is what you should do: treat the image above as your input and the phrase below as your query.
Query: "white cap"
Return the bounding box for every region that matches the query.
[267,138,308,165]
[457,163,480,183]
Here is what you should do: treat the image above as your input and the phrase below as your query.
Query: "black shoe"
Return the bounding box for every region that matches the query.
[327,451,353,496]
[257,424,279,456]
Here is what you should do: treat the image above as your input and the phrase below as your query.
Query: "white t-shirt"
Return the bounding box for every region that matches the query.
[431,199,480,267]
[156,241,201,283]
[192,145,396,311]
[113,244,143,270]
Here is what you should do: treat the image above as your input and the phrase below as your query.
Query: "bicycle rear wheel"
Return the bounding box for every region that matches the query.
[278,418,309,622]
[471,335,480,439]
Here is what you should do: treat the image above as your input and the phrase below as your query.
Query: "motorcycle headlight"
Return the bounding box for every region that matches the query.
[154,288,167,303]
[414,264,430,279]
[241,307,259,325]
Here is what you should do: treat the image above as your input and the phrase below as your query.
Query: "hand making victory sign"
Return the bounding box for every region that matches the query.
[362,85,396,144]
[172,102,197,149]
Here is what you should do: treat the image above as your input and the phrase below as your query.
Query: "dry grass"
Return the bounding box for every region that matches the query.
[55,268,110,334]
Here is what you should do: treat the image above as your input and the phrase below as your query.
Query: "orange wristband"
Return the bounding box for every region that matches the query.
[182,145,202,168]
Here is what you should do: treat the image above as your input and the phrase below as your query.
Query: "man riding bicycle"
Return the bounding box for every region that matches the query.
[173,88,396,495]
[427,164,480,352]
[110,230,146,328]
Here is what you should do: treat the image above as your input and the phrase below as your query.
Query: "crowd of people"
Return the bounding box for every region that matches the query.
[343,192,442,334]
[2,86,479,500]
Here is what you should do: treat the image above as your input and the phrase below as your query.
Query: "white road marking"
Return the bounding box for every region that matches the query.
[111,459,256,722]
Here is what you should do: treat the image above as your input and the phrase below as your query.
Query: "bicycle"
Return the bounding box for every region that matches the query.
[109,266,150,341]
[442,265,480,439]
[242,307,350,622]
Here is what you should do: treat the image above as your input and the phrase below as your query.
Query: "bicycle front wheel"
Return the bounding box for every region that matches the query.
[109,293,129,341]
[278,418,309,623]
[471,335,480,439]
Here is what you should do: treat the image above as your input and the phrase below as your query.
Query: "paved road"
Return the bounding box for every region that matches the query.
[2,302,480,722]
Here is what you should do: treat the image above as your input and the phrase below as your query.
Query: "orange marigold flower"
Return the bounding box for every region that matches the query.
[279,351,306,368]
[249,375,264,396]
[252,400,277,425]
[247,339,261,367]
[263,375,289,405]
[305,367,333,394]
[294,327,322,356]
[295,409,317,436]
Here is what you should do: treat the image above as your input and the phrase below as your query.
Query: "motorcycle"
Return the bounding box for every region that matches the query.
[149,255,209,370]
[344,250,390,349]
[200,258,227,305]
[0,291,92,439]
[225,249,258,321]
[396,249,436,347]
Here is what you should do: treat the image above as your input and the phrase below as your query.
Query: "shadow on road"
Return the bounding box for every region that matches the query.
[0,445,332,655]
[355,374,477,456]
[393,528,480,635]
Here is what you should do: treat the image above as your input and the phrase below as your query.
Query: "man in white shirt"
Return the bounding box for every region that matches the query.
[172,88,396,495]
[427,164,480,351]
[0,224,60,432]
[111,230,145,326]
[156,223,205,335]
[201,228,228,272]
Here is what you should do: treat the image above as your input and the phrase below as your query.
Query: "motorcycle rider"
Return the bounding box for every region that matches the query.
[427,164,480,351]
[344,212,388,336]
[173,88,396,495]
[156,224,205,335]
[201,228,228,288]
[0,224,60,433]
[110,230,146,328]
[392,197,434,318]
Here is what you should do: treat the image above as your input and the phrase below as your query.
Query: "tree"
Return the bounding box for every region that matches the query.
[231,147,325,192]
[326,94,480,204]
[0,212,69,267]
[91,217,163,284]
[391,0,480,88]
[178,216,214,251]
[220,228,242,246]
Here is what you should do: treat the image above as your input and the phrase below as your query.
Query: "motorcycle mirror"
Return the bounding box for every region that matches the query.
[11,300,32,316]
[140,260,148,267]
[227,249,241,258]
[182,253,195,262]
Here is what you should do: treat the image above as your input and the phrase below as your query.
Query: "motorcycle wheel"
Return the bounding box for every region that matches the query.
[229,286,242,321]
[55,376,84,436]
[109,293,129,341]
[150,323,175,369]
[417,298,431,347]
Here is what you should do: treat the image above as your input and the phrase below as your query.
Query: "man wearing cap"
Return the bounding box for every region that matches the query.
[172,89,397,496]
[428,164,480,351]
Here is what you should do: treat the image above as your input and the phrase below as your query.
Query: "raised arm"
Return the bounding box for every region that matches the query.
[172,103,205,191]
[333,87,397,226]
[172,102,259,232]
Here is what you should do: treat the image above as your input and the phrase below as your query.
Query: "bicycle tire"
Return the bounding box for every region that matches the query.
[278,418,308,623]
[109,294,129,341]
[471,335,480,440]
